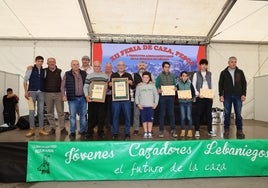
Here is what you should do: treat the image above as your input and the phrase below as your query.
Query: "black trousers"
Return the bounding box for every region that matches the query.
[104,95,112,127]
[3,111,16,126]
[87,102,106,135]
[195,97,213,132]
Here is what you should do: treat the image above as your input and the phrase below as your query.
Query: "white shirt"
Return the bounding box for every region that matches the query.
[192,71,214,96]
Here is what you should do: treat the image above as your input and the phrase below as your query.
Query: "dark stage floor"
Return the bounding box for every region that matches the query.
[1,119,268,187]
[0,119,267,142]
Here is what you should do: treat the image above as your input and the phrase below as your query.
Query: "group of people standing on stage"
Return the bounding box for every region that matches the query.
[6,55,246,140]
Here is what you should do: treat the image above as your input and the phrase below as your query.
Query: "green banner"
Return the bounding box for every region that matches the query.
[27,140,268,181]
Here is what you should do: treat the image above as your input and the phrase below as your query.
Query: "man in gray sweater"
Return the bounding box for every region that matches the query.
[83,60,109,139]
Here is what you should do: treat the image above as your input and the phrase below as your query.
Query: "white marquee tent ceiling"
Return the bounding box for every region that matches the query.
[0,0,267,44]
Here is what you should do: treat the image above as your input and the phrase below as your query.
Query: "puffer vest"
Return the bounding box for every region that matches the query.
[195,71,212,92]
[28,65,45,91]
[65,69,87,101]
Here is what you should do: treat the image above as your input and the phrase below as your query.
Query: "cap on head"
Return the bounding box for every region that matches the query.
[82,55,90,60]
[7,88,13,92]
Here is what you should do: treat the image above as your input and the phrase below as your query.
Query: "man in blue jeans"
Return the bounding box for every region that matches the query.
[155,61,177,138]
[218,56,247,139]
[109,61,134,140]
[24,56,48,137]
[61,60,87,140]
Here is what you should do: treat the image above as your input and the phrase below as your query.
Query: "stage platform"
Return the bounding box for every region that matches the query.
[0,119,267,185]
[1,119,268,142]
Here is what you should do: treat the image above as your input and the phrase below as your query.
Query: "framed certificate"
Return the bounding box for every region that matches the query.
[177,90,192,99]
[200,88,214,99]
[161,85,175,96]
[89,81,107,103]
[112,78,129,101]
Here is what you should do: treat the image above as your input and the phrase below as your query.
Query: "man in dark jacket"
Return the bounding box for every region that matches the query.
[109,61,134,140]
[61,60,87,140]
[218,56,247,139]
[45,57,68,136]
[2,88,19,126]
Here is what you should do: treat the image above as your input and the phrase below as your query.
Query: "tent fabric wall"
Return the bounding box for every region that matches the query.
[208,43,268,120]
[0,40,91,117]
[254,75,268,122]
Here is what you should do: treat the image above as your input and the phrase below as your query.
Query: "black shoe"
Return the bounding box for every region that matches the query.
[236,130,245,139]
[60,128,68,135]
[98,133,105,139]
[49,128,56,135]
[133,130,139,135]
[85,133,93,139]
[124,134,130,141]
[223,129,229,139]
[80,132,87,140]
[112,134,118,140]
[69,133,76,141]
[105,125,111,132]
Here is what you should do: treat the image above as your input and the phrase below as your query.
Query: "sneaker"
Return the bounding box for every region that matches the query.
[148,132,153,139]
[187,130,193,137]
[39,128,49,136]
[26,128,35,137]
[195,131,200,137]
[69,132,76,141]
[124,134,130,141]
[133,130,139,135]
[143,132,148,138]
[60,128,68,135]
[171,130,178,138]
[208,131,216,137]
[223,130,229,139]
[49,128,56,135]
[236,130,245,139]
[158,131,164,138]
[180,130,185,137]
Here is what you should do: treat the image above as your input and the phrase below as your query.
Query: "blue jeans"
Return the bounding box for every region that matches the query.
[68,96,87,133]
[112,100,131,135]
[28,91,44,128]
[159,96,175,131]
[223,95,243,130]
[179,102,192,129]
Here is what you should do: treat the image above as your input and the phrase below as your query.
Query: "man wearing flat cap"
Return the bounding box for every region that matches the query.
[80,55,93,75]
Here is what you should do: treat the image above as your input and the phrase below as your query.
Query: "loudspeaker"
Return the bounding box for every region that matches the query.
[16,116,30,130]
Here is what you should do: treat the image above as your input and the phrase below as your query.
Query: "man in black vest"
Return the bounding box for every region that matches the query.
[61,60,87,140]
[132,61,153,135]
[45,57,68,136]
[23,56,48,137]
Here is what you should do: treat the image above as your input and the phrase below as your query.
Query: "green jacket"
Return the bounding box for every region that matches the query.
[155,72,176,89]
